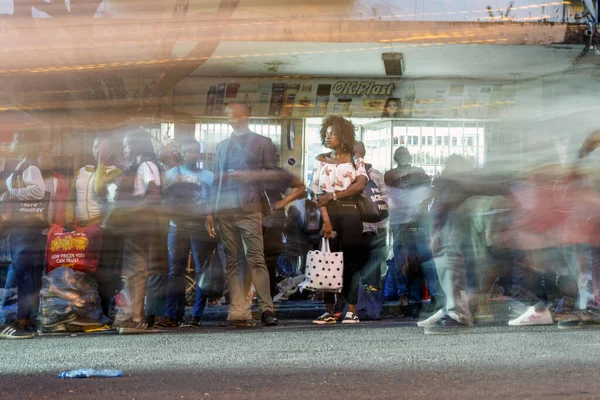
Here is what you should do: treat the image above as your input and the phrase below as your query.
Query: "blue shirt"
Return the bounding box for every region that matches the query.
[165,166,213,227]
[220,133,250,211]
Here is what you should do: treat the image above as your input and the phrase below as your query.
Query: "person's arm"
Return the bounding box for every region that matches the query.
[317,176,367,207]
[319,204,334,239]
[93,142,120,195]
[94,164,122,196]
[274,175,306,210]
[129,162,161,212]
[7,165,45,201]
[578,129,600,160]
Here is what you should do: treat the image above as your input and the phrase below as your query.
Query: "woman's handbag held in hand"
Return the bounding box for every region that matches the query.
[299,238,343,293]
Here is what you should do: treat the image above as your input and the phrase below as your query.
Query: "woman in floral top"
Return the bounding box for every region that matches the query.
[309,115,369,324]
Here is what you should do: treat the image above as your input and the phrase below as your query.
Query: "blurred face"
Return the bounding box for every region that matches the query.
[38,149,53,171]
[324,125,341,150]
[395,148,411,166]
[93,138,102,162]
[182,142,200,165]
[159,144,179,168]
[386,100,398,114]
[354,143,365,159]
[225,104,249,132]
[123,138,132,162]
[10,133,22,155]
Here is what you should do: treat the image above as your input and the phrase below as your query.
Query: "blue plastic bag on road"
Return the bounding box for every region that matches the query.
[58,369,124,379]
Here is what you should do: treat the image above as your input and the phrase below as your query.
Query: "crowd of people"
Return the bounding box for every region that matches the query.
[1,102,599,339]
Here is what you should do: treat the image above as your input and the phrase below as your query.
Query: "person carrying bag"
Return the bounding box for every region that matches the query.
[308,115,369,325]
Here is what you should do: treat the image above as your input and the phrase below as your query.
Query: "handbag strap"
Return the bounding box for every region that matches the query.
[350,155,371,181]
[321,237,330,253]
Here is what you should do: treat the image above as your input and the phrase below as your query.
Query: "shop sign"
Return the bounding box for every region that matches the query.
[332,81,395,97]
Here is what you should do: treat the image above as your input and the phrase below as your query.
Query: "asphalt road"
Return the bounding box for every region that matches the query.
[1,321,599,400]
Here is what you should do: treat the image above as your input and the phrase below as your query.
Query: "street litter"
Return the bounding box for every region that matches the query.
[58,369,124,379]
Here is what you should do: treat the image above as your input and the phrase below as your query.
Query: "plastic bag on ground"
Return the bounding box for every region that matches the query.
[342,284,383,320]
[356,284,383,320]
[273,274,306,302]
[114,278,132,325]
[39,267,109,330]
[198,249,225,299]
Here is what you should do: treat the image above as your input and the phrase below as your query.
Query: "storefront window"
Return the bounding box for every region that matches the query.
[304,118,487,184]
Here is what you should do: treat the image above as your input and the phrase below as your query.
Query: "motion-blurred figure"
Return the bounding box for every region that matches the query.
[354,142,388,289]
[262,167,305,300]
[110,130,162,334]
[66,136,122,319]
[385,147,438,306]
[38,147,69,229]
[162,138,217,327]
[0,132,47,339]
[205,103,278,327]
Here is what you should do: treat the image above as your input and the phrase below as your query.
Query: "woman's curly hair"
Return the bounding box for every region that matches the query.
[319,114,357,153]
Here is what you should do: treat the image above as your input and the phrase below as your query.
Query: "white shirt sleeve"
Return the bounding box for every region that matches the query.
[353,157,370,180]
[6,165,45,201]
[134,161,161,196]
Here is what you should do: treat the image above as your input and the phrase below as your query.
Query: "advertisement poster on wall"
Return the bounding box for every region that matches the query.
[178,78,511,120]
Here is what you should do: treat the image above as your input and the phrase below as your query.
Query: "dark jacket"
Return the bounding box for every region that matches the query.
[211,131,277,214]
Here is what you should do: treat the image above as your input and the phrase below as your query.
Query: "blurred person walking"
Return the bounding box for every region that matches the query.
[144,142,183,328]
[310,115,368,325]
[161,138,217,327]
[419,155,475,332]
[0,131,48,339]
[205,103,278,327]
[354,142,388,289]
[107,130,162,334]
[65,136,122,319]
[261,166,306,299]
[384,147,438,307]
[420,157,517,332]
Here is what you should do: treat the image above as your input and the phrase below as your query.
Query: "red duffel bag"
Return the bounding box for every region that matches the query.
[46,223,103,274]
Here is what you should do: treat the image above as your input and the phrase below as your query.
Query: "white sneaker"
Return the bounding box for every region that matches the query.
[341,312,360,324]
[417,309,446,328]
[508,306,553,326]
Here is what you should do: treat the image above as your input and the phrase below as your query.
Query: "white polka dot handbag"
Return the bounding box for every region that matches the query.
[298,238,343,293]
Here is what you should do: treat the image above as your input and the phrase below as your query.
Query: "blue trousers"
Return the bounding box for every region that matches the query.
[8,226,46,321]
[166,224,217,321]
[392,223,438,300]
